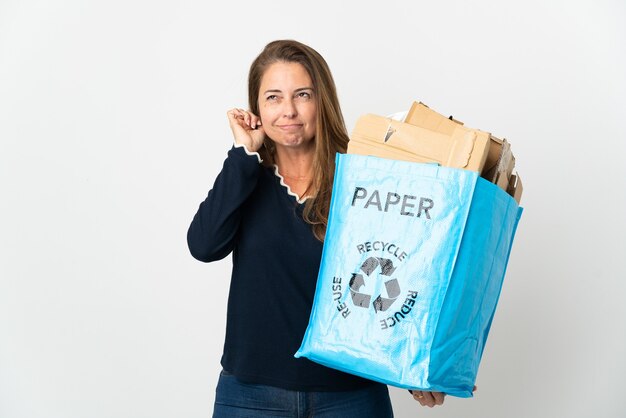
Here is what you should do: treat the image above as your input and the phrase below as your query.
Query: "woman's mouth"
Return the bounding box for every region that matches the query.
[277,124,303,131]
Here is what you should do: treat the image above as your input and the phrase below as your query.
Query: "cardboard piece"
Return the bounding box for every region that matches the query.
[507,173,523,204]
[348,114,491,172]
[404,101,464,135]
[405,102,506,182]
[348,101,523,203]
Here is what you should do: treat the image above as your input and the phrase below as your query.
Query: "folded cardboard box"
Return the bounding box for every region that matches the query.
[347,101,523,203]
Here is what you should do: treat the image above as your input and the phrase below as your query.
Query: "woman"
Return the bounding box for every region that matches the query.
[187,40,443,417]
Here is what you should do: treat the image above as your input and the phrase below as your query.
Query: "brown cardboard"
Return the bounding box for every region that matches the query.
[404,101,464,135]
[406,102,506,183]
[348,113,491,172]
[494,140,516,191]
[481,135,504,183]
[347,101,522,202]
[507,173,523,204]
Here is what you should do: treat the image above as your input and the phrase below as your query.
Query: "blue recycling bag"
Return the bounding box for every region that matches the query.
[295,153,523,397]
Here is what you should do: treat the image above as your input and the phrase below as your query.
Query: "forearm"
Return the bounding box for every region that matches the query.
[187,145,262,262]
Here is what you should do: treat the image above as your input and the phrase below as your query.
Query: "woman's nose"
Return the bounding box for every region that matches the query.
[282,99,297,118]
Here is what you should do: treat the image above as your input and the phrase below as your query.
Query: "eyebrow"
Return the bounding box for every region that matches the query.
[263,87,314,95]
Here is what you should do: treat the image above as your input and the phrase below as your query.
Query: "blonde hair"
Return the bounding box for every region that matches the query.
[248,40,349,241]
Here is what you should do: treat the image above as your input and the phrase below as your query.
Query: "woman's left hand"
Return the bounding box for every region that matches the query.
[410,390,446,407]
[410,385,476,407]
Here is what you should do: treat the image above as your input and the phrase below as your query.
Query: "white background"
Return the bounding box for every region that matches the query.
[1,1,625,417]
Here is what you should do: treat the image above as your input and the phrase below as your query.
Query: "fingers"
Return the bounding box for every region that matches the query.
[226,108,265,152]
[432,391,445,405]
[227,108,262,130]
[411,390,445,408]
[410,386,474,408]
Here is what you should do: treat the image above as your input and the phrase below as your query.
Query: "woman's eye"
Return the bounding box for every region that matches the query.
[266,95,278,101]
[297,92,311,99]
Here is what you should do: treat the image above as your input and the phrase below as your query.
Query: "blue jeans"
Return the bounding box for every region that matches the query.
[213,370,394,418]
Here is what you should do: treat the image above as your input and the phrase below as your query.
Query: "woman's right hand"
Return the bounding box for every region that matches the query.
[227,108,265,152]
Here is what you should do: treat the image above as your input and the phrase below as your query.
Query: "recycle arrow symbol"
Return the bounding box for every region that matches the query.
[349,257,401,312]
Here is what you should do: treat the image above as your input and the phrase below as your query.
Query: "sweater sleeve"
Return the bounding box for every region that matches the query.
[187,145,262,262]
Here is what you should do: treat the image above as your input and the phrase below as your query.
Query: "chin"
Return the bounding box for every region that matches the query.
[284,139,305,146]
[276,136,314,148]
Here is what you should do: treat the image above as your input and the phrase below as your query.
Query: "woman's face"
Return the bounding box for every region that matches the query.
[258,61,317,150]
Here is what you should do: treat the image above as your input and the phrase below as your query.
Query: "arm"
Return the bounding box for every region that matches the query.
[187,108,265,262]
[186,145,262,262]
